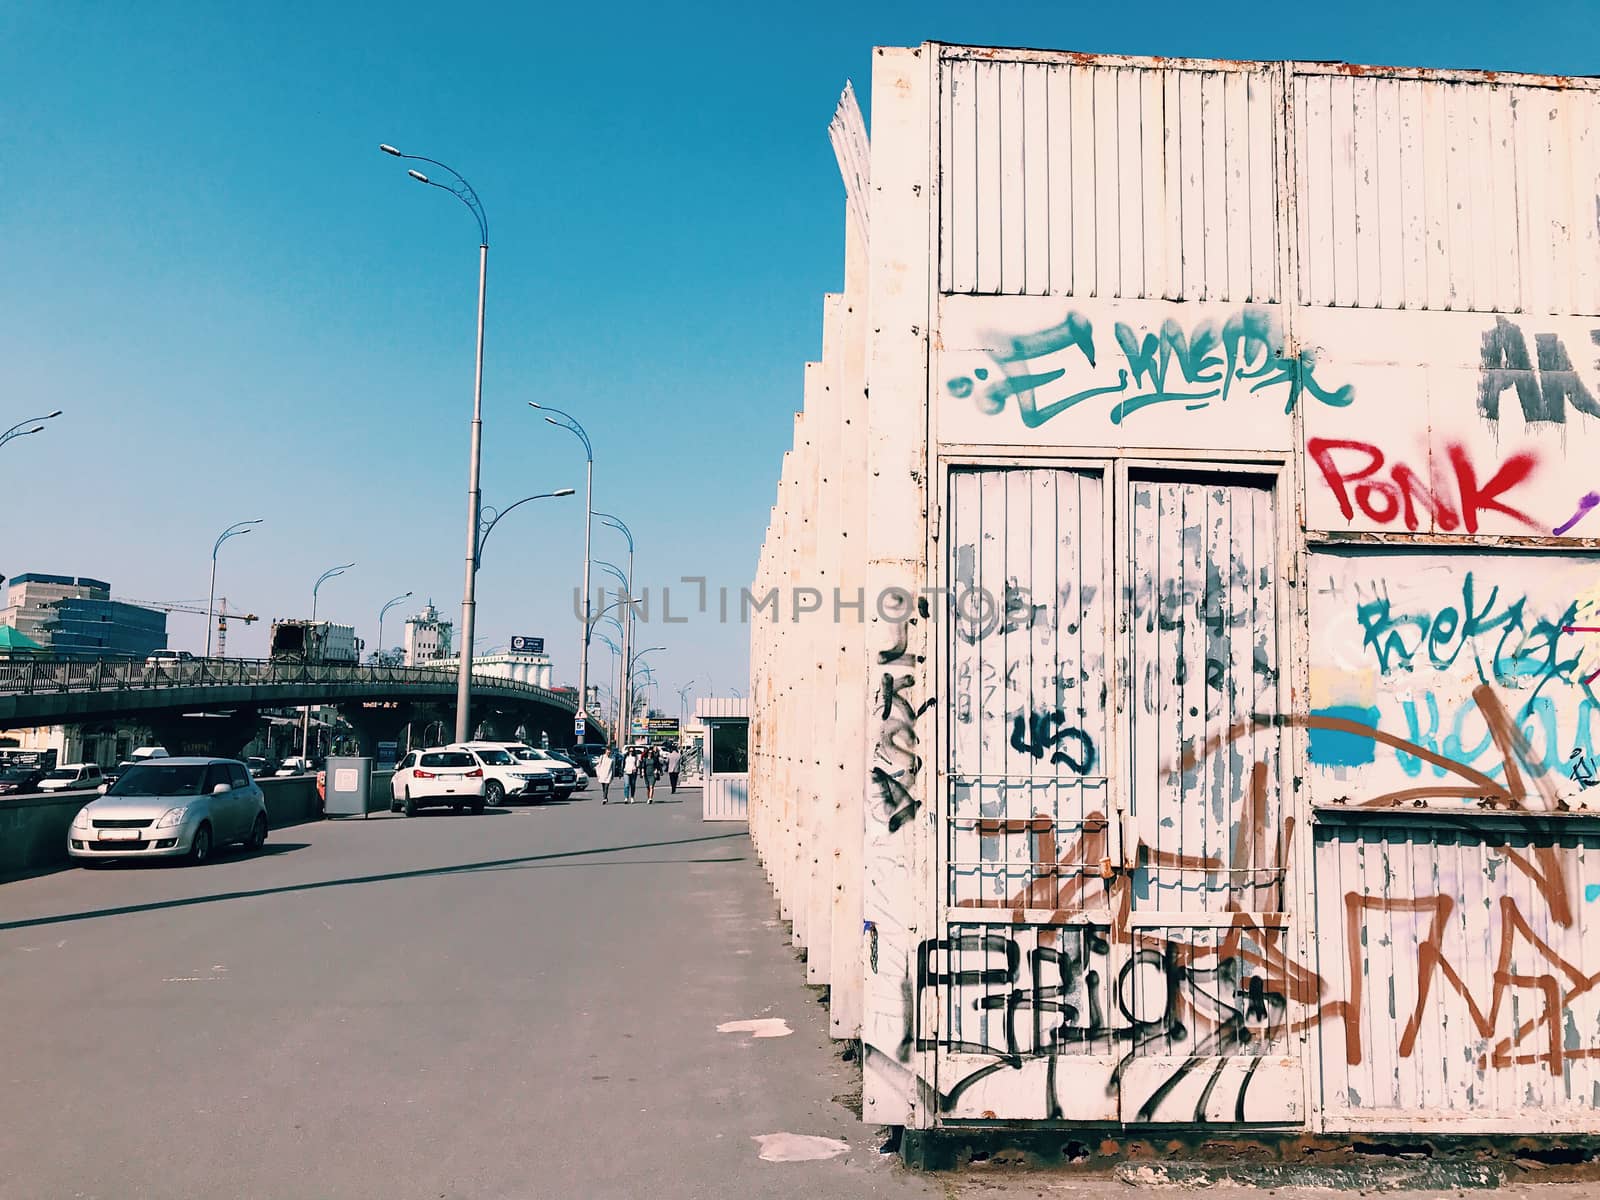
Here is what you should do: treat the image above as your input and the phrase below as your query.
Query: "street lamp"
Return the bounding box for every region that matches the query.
[476,489,574,565]
[677,680,696,726]
[594,511,635,744]
[377,591,413,666]
[0,410,63,451]
[591,594,636,739]
[302,562,354,759]
[206,519,262,659]
[531,403,594,741]
[381,141,488,745]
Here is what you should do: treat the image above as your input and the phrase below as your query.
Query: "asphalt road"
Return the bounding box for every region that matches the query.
[3,786,1594,1200]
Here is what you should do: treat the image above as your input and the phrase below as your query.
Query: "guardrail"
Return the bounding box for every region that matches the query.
[0,657,578,712]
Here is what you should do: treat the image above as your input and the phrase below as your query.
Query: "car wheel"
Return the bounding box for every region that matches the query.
[484,780,504,807]
[390,793,402,813]
[246,813,268,851]
[403,790,417,818]
[188,823,212,865]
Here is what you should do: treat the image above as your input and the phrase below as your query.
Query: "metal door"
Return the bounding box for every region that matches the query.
[1119,471,1302,1124]
[931,465,1124,1121]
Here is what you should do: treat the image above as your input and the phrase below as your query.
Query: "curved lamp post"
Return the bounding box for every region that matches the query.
[531,402,594,738]
[0,410,63,452]
[206,519,262,658]
[593,512,635,743]
[381,142,488,744]
[377,591,413,666]
[301,562,354,758]
[478,489,575,565]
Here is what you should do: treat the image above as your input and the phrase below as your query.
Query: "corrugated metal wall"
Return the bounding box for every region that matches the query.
[750,43,1600,1140]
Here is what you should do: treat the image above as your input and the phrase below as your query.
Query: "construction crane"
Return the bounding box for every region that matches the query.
[116,598,259,657]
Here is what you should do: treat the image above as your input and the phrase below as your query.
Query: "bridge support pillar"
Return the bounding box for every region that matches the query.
[144,709,262,759]
[337,701,417,759]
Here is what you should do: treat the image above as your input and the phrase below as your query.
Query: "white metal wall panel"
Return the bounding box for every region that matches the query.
[702,773,749,823]
[1314,817,1600,1129]
[1122,473,1302,1124]
[939,53,1281,303]
[934,466,1117,1121]
[1294,69,1600,315]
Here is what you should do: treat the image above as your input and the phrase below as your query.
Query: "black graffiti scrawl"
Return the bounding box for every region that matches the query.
[873,605,934,833]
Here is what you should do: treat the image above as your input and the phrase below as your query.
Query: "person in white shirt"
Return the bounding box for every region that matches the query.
[665,747,683,794]
[596,745,617,803]
[622,749,640,802]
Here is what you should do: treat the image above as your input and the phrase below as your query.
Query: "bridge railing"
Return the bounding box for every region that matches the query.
[0,656,579,712]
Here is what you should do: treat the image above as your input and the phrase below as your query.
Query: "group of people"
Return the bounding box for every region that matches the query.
[595,744,683,803]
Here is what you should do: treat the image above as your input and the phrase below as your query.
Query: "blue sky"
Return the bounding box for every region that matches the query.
[2,1,1593,708]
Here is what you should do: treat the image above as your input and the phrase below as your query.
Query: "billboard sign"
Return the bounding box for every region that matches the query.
[509,635,544,654]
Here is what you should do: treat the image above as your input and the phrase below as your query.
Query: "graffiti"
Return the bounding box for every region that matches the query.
[1553,491,1600,536]
[1350,576,1583,692]
[1571,749,1599,790]
[1384,691,1599,783]
[1008,711,1096,773]
[944,308,1354,429]
[872,613,932,834]
[1308,437,1540,534]
[1478,317,1600,426]
[917,685,1600,1123]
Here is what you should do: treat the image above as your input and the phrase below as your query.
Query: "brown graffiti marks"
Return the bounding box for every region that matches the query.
[873,615,933,834]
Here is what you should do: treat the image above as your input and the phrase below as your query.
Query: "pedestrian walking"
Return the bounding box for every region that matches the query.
[643,747,659,802]
[597,744,617,802]
[666,746,682,795]
[623,747,640,802]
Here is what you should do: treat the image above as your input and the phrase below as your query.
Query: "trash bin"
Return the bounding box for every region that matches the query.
[324,756,374,818]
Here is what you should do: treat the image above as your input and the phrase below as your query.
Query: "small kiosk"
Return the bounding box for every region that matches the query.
[694,697,748,822]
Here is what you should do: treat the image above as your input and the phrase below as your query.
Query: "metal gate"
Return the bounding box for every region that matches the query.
[930,465,1301,1125]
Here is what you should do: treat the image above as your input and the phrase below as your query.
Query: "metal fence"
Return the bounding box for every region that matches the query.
[0,657,578,711]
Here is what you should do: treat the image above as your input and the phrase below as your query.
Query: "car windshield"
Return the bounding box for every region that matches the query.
[474,749,514,765]
[43,769,79,781]
[108,763,208,797]
[420,752,473,769]
[513,749,549,761]
[0,768,37,781]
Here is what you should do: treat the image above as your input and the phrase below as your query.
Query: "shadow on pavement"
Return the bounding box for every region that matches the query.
[0,830,750,932]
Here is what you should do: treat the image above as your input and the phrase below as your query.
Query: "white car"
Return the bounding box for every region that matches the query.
[499,744,579,800]
[39,763,104,792]
[389,748,487,816]
[68,757,268,864]
[446,742,553,807]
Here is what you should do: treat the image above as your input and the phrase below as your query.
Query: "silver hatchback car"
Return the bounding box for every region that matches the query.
[68,757,268,865]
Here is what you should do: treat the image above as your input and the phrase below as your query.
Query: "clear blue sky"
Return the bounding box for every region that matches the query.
[2,1,1592,708]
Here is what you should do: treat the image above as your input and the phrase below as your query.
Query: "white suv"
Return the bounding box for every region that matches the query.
[447,742,552,806]
[497,744,578,800]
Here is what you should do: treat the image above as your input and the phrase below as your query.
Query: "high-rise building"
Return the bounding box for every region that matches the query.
[1,574,167,660]
[402,601,453,666]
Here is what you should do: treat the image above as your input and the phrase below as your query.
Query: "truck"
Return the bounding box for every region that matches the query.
[268,619,359,664]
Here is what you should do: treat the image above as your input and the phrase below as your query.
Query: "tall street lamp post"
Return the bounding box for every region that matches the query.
[530,403,594,743]
[302,563,354,760]
[0,410,63,451]
[377,591,413,666]
[597,561,631,740]
[593,512,634,740]
[206,519,262,658]
[380,142,488,744]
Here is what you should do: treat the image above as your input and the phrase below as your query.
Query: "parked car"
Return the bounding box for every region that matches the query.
[502,744,579,798]
[38,763,104,792]
[67,757,268,865]
[0,766,47,796]
[274,757,313,777]
[564,745,604,776]
[102,761,138,789]
[544,748,592,790]
[245,756,278,777]
[446,742,555,806]
[388,748,487,816]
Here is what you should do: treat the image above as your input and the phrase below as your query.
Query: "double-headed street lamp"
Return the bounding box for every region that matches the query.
[380,141,488,745]
[593,511,635,740]
[530,403,594,741]
[206,519,262,658]
[0,410,63,451]
[302,563,354,759]
[628,645,664,732]
[677,680,696,725]
[377,591,413,666]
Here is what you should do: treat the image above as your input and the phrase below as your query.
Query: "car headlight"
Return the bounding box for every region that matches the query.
[154,806,189,829]
[71,807,92,827]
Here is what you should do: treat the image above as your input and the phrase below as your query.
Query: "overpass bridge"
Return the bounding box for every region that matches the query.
[0,658,605,756]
